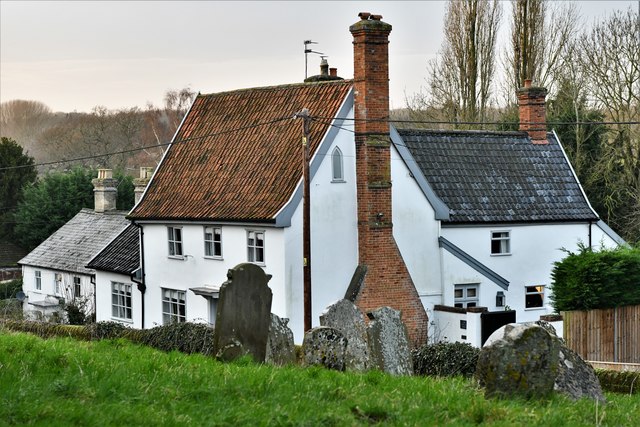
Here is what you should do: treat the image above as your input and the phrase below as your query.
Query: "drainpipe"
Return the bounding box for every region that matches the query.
[132,221,146,329]
[588,220,592,249]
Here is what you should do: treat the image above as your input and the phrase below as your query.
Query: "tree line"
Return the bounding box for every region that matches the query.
[400,0,639,244]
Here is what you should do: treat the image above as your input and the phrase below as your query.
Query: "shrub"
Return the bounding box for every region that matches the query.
[595,369,640,395]
[86,321,128,340]
[0,279,23,299]
[133,322,215,356]
[412,341,480,378]
[1,319,90,340]
[551,244,640,312]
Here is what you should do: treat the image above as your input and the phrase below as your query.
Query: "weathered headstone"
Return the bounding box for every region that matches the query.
[212,263,273,362]
[366,307,413,376]
[476,323,605,401]
[265,313,296,366]
[320,299,369,372]
[302,326,347,371]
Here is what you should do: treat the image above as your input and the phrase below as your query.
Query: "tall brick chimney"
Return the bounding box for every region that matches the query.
[518,79,548,144]
[92,169,118,212]
[133,166,153,205]
[349,12,428,347]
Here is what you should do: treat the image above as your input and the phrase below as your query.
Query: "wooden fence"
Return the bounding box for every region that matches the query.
[563,305,640,363]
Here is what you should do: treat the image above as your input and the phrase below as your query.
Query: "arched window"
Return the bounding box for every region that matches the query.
[331,147,344,182]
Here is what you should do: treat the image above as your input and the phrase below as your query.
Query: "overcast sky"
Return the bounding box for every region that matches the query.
[1,1,636,113]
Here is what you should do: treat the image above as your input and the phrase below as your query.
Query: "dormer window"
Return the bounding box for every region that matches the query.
[331,147,345,182]
[491,231,510,255]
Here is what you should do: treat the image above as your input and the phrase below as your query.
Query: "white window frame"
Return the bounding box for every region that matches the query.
[35,270,41,290]
[162,288,186,324]
[331,146,345,182]
[454,284,479,308]
[73,276,82,298]
[167,226,183,258]
[490,230,511,256]
[525,285,545,309]
[111,282,133,321]
[204,226,223,259]
[247,230,265,265]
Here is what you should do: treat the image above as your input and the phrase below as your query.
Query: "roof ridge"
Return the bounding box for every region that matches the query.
[198,79,354,98]
[398,128,531,138]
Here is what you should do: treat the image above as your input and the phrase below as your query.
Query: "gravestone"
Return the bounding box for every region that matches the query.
[265,313,296,366]
[212,263,273,362]
[476,323,605,401]
[302,326,347,371]
[367,307,413,376]
[320,299,369,372]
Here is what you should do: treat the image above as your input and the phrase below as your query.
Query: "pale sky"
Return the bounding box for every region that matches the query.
[1,1,636,113]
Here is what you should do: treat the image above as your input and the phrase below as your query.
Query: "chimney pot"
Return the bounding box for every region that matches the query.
[524,79,532,88]
[320,57,329,76]
[358,12,371,20]
[370,14,383,21]
[329,67,337,77]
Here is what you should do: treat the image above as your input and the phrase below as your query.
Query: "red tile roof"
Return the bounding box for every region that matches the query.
[130,80,353,222]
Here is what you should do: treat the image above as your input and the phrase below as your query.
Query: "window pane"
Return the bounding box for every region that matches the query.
[467,288,477,298]
[205,241,212,257]
[214,241,222,256]
[454,289,463,298]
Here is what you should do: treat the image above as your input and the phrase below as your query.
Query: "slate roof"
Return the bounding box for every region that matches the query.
[18,209,130,275]
[397,129,598,223]
[129,80,353,222]
[86,224,139,275]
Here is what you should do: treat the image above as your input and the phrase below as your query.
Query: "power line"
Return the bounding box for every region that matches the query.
[312,116,640,126]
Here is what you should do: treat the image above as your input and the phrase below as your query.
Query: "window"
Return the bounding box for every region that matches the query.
[54,274,62,295]
[168,226,183,257]
[204,226,222,258]
[247,230,265,264]
[525,285,545,309]
[162,288,186,324]
[331,147,344,182]
[73,276,81,297]
[35,270,41,290]
[454,284,479,308]
[491,231,511,255]
[111,282,132,320]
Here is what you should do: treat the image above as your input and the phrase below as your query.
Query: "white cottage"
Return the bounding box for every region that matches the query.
[19,169,130,321]
[109,12,622,346]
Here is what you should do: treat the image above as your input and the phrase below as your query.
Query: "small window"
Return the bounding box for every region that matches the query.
[54,274,62,295]
[454,284,479,308]
[525,285,545,309]
[111,282,132,320]
[331,147,344,182]
[204,226,222,258]
[491,231,511,255]
[168,226,183,257]
[35,270,41,290]
[247,230,265,264]
[162,288,186,324]
[73,276,82,298]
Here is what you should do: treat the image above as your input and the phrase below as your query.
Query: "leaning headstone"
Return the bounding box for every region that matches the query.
[212,263,273,362]
[265,313,296,366]
[320,299,369,372]
[476,323,605,401]
[302,326,347,371]
[366,307,413,376]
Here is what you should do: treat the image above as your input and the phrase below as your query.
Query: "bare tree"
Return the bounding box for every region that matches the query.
[0,100,54,155]
[410,0,502,127]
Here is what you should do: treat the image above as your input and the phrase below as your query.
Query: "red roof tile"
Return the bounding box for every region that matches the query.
[130,81,353,222]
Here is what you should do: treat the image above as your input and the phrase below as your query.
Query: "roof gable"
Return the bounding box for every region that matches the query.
[18,209,130,274]
[130,81,353,222]
[397,129,598,223]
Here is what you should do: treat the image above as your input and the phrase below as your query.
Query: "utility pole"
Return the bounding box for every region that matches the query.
[294,108,312,332]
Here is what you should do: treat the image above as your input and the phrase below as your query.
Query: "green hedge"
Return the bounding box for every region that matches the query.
[596,369,640,395]
[550,245,640,312]
[0,279,22,299]
[412,342,479,378]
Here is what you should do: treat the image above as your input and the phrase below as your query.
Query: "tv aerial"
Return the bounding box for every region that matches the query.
[304,40,324,80]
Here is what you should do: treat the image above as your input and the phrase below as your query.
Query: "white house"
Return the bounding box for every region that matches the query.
[97,12,622,347]
[19,169,130,321]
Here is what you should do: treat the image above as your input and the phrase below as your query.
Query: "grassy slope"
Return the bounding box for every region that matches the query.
[1,331,638,426]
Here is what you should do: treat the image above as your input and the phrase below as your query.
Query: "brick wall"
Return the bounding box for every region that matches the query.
[349,13,428,347]
[518,79,548,144]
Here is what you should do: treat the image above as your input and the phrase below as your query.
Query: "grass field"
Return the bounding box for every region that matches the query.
[1,330,638,426]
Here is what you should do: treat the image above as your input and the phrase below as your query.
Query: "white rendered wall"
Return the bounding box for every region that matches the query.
[141,223,284,328]
[21,265,93,319]
[441,222,597,323]
[390,145,442,304]
[94,270,141,329]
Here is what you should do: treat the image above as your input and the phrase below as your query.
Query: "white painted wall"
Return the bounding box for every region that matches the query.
[94,270,141,328]
[21,265,93,320]
[390,145,442,302]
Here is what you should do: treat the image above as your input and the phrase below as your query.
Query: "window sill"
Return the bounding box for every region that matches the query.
[204,256,223,261]
[111,317,134,324]
[168,255,185,260]
[331,179,346,184]
[524,307,546,311]
[490,253,511,257]
[248,261,266,267]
